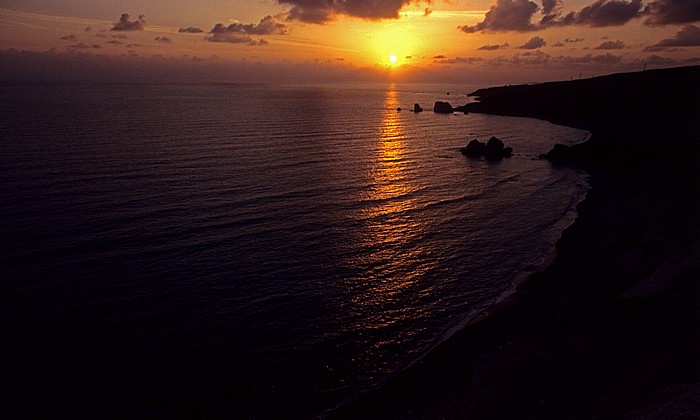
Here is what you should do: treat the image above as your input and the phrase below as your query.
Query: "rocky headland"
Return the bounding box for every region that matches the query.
[335,65,700,418]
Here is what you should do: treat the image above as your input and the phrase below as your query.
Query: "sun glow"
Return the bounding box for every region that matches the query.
[389,54,398,64]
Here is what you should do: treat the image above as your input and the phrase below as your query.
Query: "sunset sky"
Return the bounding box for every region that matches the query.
[1,0,699,84]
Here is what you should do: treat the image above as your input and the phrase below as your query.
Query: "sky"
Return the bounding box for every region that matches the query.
[1,0,699,84]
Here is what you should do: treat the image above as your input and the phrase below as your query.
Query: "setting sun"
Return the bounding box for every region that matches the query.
[389,54,398,64]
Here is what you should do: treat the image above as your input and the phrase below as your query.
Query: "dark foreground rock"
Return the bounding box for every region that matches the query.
[434,101,454,113]
[333,66,700,419]
[413,103,423,112]
[460,136,513,159]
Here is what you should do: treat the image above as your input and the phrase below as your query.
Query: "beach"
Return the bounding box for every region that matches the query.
[335,66,700,418]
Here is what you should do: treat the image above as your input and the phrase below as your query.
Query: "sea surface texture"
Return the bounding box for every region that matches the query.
[0,84,589,417]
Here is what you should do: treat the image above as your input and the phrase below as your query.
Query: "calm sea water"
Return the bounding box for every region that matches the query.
[0,83,589,417]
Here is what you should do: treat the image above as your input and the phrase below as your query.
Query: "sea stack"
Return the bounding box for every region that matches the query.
[434,101,454,114]
[460,136,513,159]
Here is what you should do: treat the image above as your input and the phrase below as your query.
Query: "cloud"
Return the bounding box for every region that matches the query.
[461,0,643,33]
[280,0,417,23]
[111,13,146,31]
[179,27,204,33]
[552,53,622,64]
[511,50,550,64]
[644,24,700,51]
[208,27,252,43]
[84,26,92,32]
[155,36,173,44]
[553,42,565,47]
[60,34,77,41]
[594,39,625,49]
[67,43,101,49]
[107,39,124,45]
[565,37,585,43]
[460,0,540,33]
[640,55,677,66]
[518,36,546,49]
[478,43,510,50]
[556,0,643,27]
[541,0,562,15]
[435,56,485,64]
[433,55,447,59]
[249,39,269,46]
[644,0,700,26]
[206,15,287,44]
[554,53,622,64]
[424,8,433,17]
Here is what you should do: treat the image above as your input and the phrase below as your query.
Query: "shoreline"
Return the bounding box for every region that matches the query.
[322,136,592,418]
[333,66,700,418]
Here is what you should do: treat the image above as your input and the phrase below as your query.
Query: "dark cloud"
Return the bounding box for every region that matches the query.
[461,0,643,33]
[683,57,700,64]
[511,50,550,64]
[206,15,287,44]
[179,27,204,33]
[126,43,143,48]
[405,55,412,59]
[437,56,485,64]
[208,26,252,43]
[111,13,146,31]
[424,8,433,17]
[434,56,484,64]
[539,0,563,25]
[642,55,677,66]
[60,34,77,41]
[478,42,510,50]
[433,55,447,59]
[155,36,173,44]
[594,39,625,49]
[565,37,584,43]
[279,0,415,23]
[553,42,565,46]
[107,39,124,45]
[554,53,622,64]
[556,0,643,27]
[67,43,101,49]
[644,0,700,26]
[518,36,546,49]
[644,24,700,51]
[541,0,562,15]
[460,0,539,33]
[249,39,269,46]
[84,27,92,32]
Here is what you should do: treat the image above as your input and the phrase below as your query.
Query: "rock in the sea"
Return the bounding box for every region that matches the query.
[460,139,486,157]
[460,136,513,159]
[413,103,423,112]
[397,107,402,111]
[434,101,454,114]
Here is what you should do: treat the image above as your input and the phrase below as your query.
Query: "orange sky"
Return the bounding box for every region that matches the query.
[1,1,699,83]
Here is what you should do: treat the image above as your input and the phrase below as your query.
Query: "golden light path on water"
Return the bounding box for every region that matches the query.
[345,86,438,364]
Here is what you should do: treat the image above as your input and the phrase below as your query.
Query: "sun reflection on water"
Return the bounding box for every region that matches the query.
[342,86,436,359]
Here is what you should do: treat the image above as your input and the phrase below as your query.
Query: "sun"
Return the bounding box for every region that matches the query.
[389,54,398,64]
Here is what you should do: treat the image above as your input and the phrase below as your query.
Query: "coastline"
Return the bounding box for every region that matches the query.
[333,66,700,418]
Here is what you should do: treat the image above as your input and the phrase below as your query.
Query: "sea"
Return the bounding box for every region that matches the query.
[0,83,590,417]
